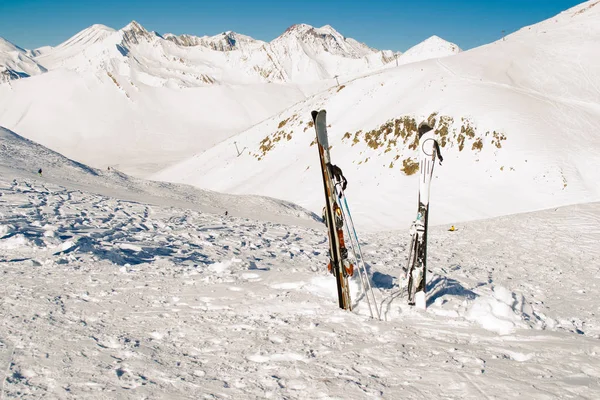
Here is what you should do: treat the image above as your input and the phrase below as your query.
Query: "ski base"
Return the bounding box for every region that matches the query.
[414,291,426,309]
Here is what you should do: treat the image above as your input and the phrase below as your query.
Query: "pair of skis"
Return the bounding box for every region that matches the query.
[312,110,380,319]
[312,110,442,312]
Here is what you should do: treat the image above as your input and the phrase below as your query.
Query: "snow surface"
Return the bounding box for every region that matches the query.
[1,131,599,398]
[0,126,319,226]
[154,0,600,231]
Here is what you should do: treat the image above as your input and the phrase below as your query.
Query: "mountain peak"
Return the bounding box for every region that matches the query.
[120,20,156,45]
[278,23,374,58]
[283,23,344,38]
[0,37,25,53]
[121,20,148,34]
[398,35,461,65]
[165,30,263,51]
[316,24,339,35]
[88,24,116,33]
[0,37,47,82]
[284,23,313,33]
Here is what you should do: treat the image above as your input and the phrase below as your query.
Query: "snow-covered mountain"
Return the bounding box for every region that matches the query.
[0,37,47,82]
[247,23,397,83]
[2,6,600,397]
[153,0,600,231]
[397,35,461,65]
[164,31,266,51]
[24,20,399,86]
[278,23,375,58]
[0,21,407,175]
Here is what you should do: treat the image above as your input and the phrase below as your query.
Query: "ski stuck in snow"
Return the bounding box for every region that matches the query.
[312,110,379,317]
[404,116,443,309]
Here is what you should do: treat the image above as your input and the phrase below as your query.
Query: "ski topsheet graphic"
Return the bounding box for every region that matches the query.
[405,116,443,309]
[312,110,352,310]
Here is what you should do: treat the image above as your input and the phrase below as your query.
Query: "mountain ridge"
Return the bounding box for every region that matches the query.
[1,20,462,86]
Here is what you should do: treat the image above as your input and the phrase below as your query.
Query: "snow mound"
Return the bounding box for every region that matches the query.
[465,286,528,334]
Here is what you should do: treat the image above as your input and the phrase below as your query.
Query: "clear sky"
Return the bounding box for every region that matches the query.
[0,0,586,51]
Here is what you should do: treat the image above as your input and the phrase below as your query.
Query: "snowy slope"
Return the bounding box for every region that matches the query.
[154,0,600,231]
[0,61,307,176]
[398,35,461,65]
[0,37,47,82]
[1,165,599,398]
[0,125,319,225]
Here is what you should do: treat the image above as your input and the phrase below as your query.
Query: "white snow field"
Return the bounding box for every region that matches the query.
[155,0,600,231]
[1,127,600,399]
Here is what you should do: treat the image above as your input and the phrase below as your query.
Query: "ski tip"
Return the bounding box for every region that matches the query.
[311,110,319,122]
[311,110,326,121]
[418,115,435,137]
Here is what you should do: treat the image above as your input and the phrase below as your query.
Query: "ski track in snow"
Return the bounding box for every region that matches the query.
[1,177,600,399]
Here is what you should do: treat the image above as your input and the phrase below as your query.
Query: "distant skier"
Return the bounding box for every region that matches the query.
[37,168,42,177]
[224,211,228,216]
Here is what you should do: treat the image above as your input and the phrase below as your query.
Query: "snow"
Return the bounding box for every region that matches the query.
[1,141,600,397]
[154,0,600,231]
[0,126,320,226]
[1,3,600,397]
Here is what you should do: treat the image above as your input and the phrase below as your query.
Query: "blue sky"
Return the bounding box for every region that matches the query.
[0,0,586,51]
